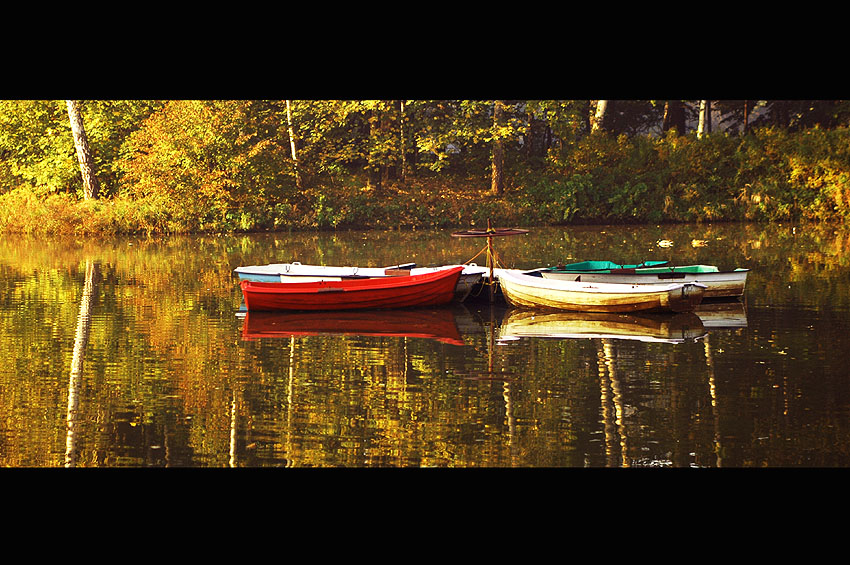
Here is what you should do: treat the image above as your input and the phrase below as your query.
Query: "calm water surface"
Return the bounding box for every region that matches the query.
[2,222,849,467]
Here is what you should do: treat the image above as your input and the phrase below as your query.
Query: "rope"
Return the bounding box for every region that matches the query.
[491,248,508,269]
[463,244,489,266]
[463,243,509,269]
[462,242,512,294]
[468,277,487,298]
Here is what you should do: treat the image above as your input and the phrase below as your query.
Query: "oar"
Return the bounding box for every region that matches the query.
[384,262,417,270]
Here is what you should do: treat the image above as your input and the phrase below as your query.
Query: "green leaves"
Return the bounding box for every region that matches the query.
[3,100,850,233]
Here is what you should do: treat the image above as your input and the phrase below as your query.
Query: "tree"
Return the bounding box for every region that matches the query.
[286,100,302,189]
[116,100,295,226]
[752,100,850,131]
[591,100,608,132]
[596,101,664,137]
[525,100,590,149]
[0,100,73,194]
[662,100,686,136]
[364,100,400,191]
[399,100,408,182]
[491,100,505,194]
[65,100,101,200]
[698,100,712,139]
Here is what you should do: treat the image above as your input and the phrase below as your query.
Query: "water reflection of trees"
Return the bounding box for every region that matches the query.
[1,222,850,467]
[65,260,96,467]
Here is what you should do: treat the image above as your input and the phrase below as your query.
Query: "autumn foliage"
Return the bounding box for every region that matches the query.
[1,100,850,234]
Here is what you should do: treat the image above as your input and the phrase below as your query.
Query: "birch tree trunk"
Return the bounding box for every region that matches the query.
[490,100,505,195]
[286,100,302,189]
[697,100,712,139]
[591,100,608,132]
[65,100,101,200]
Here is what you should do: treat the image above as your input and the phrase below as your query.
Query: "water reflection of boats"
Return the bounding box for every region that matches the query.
[241,307,466,345]
[498,309,707,344]
[693,301,748,329]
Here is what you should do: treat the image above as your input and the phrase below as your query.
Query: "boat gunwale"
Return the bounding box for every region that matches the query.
[241,265,465,295]
[497,269,707,295]
[240,266,465,311]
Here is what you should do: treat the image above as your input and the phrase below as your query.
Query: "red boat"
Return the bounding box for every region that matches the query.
[239,266,464,311]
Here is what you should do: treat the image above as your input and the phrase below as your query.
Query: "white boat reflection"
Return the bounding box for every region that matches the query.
[498,308,707,344]
[693,301,748,329]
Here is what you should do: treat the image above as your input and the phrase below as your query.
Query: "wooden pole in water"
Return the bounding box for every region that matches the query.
[487,218,495,303]
[451,221,528,304]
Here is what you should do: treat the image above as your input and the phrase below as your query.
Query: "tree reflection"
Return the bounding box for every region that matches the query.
[65,259,98,468]
[1,222,849,467]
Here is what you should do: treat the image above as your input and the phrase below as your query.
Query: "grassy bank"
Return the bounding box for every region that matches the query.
[2,126,849,235]
[0,178,528,235]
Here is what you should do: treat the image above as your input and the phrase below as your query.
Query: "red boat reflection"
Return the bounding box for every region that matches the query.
[241,307,466,345]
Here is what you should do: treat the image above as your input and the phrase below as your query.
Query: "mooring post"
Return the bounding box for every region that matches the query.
[451,221,528,305]
[487,219,495,303]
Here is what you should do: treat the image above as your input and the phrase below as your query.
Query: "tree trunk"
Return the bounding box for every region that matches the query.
[399,100,407,182]
[662,100,686,136]
[381,103,394,186]
[591,100,608,132]
[367,106,382,192]
[491,100,505,195]
[65,100,100,200]
[286,100,302,189]
[697,100,712,139]
[742,100,750,135]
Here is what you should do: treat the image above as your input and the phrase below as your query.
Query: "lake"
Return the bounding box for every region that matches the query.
[2,221,849,467]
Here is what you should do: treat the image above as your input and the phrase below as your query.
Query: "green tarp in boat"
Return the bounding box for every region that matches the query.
[547,261,721,274]
[549,260,671,272]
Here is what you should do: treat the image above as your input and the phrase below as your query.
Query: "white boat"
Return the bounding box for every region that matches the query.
[495,268,706,313]
[537,264,748,299]
[234,262,487,302]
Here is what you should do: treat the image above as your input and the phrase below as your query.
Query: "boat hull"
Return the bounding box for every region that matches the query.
[539,266,748,299]
[497,269,705,313]
[240,266,464,312]
[234,263,484,302]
